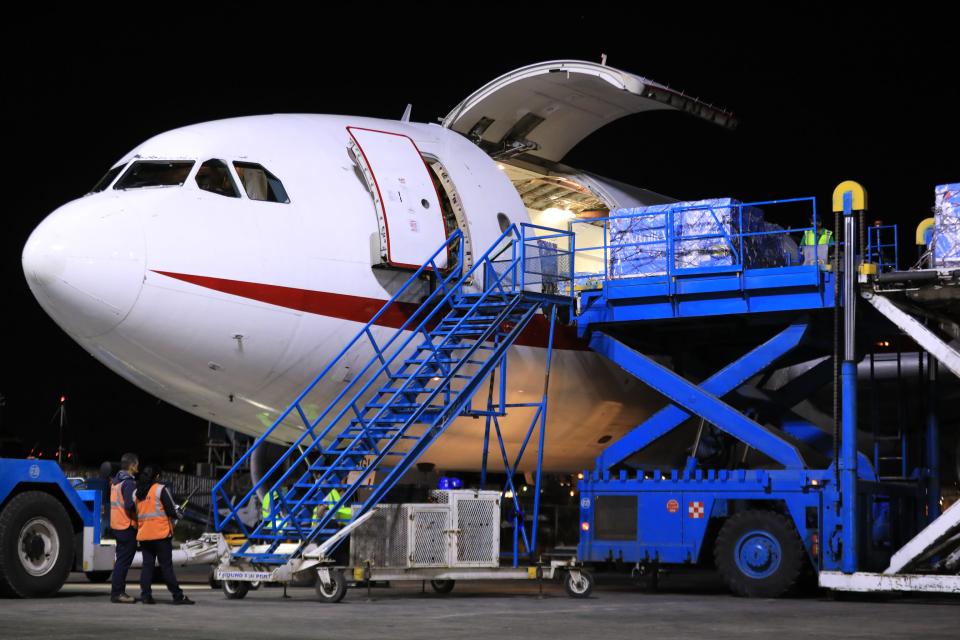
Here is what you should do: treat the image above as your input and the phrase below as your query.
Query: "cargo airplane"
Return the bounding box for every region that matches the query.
[22,60,735,474]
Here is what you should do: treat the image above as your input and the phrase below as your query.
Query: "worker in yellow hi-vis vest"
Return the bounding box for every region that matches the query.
[261,488,284,531]
[312,488,353,526]
[801,215,834,266]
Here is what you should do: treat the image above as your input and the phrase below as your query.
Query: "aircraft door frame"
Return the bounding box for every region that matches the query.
[347,126,448,270]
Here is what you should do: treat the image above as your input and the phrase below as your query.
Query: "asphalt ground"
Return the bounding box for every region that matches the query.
[0,567,958,639]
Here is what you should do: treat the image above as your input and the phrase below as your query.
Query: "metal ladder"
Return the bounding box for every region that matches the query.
[212,224,573,564]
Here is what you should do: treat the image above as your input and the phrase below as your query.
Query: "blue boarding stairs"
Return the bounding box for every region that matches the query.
[212,224,573,565]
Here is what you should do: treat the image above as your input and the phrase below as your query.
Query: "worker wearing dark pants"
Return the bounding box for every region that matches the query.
[110,452,139,603]
[135,466,194,605]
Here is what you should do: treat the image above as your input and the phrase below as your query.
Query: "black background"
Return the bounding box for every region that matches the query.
[1,5,957,469]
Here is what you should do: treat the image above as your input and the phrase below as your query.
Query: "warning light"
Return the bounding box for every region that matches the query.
[569,490,575,497]
[581,522,590,532]
[576,472,584,480]
[60,395,66,403]
[810,533,820,558]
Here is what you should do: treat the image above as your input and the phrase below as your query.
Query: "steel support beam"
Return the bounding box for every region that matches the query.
[862,290,960,379]
[595,322,809,471]
[590,333,806,469]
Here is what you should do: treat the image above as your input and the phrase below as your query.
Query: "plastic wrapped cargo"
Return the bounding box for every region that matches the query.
[608,198,791,278]
[934,183,960,267]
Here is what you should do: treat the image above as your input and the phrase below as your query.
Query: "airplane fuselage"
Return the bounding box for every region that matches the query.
[23,114,653,471]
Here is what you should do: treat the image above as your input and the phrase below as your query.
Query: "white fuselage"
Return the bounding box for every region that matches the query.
[22,114,655,472]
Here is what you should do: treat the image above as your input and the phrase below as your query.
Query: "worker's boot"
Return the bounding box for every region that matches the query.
[110,593,136,604]
[172,595,195,605]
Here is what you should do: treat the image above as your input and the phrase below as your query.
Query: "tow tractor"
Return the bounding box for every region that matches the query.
[0,458,219,597]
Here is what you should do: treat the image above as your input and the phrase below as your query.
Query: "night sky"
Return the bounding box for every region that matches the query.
[1,6,957,469]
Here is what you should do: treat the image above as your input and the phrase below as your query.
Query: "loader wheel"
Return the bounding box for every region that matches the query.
[714,510,804,598]
[563,569,594,598]
[222,580,250,599]
[430,579,455,594]
[0,491,74,598]
[315,569,347,603]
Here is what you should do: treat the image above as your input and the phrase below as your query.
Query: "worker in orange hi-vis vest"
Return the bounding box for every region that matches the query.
[134,466,194,605]
[109,452,139,604]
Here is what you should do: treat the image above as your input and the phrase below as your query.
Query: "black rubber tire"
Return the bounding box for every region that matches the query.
[208,570,221,590]
[85,571,112,583]
[563,569,594,598]
[315,569,347,603]
[0,491,75,598]
[714,510,805,598]
[222,580,250,600]
[429,579,455,594]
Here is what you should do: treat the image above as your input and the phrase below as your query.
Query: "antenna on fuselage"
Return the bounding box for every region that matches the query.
[401,103,412,123]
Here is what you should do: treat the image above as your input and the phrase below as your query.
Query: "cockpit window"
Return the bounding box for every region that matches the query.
[91,164,127,193]
[233,162,290,203]
[195,159,240,198]
[114,161,195,190]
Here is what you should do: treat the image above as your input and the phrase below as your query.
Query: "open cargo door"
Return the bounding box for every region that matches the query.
[443,59,736,163]
[348,126,447,269]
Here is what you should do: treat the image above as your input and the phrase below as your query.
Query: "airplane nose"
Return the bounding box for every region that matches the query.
[22,201,146,338]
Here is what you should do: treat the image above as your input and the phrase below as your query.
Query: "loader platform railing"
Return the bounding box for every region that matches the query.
[567,197,838,324]
[568,196,819,286]
[212,223,573,561]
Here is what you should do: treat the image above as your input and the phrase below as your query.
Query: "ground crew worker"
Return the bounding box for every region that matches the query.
[109,452,139,604]
[321,488,353,525]
[801,215,834,265]
[261,487,284,531]
[135,466,194,605]
[312,488,353,565]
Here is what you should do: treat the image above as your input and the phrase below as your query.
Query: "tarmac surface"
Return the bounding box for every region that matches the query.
[1,567,958,640]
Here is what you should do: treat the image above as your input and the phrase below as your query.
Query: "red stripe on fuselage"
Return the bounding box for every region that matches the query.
[151,271,587,350]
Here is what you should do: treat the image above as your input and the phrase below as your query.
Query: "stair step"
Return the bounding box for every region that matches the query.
[366,402,446,410]
[349,413,440,424]
[294,482,351,489]
[335,433,422,442]
[402,358,485,366]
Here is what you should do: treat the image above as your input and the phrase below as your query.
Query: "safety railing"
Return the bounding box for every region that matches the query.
[568,197,821,289]
[867,224,899,272]
[212,223,573,538]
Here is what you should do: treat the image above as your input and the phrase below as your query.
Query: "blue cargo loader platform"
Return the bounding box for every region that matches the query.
[571,188,960,596]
